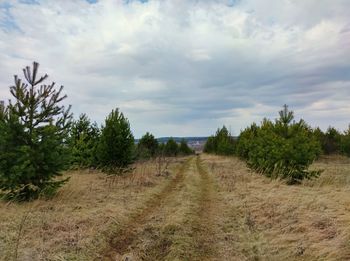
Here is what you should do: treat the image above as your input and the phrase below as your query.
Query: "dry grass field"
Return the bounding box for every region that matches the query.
[1,154,350,260]
[201,154,350,260]
[0,158,188,261]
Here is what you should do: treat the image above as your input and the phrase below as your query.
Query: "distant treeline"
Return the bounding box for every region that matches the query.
[152,137,209,144]
[70,115,194,169]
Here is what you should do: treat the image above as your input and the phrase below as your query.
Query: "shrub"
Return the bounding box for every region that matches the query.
[236,105,322,184]
[204,126,235,155]
[312,127,343,155]
[69,114,100,168]
[203,136,215,153]
[157,142,165,155]
[137,132,159,159]
[0,62,72,201]
[340,126,350,156]
[97,108,134,175]
[179,138,194,155]
[323,127,342,154]
[164,138,178,156]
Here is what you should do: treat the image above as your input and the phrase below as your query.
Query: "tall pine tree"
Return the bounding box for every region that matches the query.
[0,62,72,201]
[97,109,134,175]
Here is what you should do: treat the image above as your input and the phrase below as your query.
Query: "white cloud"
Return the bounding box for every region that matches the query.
[0,0,349,137]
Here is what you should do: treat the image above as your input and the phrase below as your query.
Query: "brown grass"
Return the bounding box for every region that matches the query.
[1,154,350,260]
[101,156,222,261]
[158,156,220,261]
[100,157,191,260]
[201,153,350,260]
[0,158,186,261]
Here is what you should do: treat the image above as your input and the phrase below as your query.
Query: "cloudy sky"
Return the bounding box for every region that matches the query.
[0,0,349,137]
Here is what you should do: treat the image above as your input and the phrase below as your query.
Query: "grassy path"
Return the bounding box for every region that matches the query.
[100,155,221,261]
[192,156,219,258]
[99,158,191,260]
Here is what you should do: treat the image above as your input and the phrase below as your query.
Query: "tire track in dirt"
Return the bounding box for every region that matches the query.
[161,155,220,260]
[192,155,219,259]
[98,157,192,261]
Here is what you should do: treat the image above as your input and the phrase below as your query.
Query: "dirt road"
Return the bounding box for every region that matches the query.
[100,156,221,261]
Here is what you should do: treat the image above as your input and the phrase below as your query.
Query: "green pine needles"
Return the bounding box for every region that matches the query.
[179,138,193,155]
[97,109,135,175]
[137,132,159,159]
[236,105,322,184]
[69,114,100,168]
[204,126,236,155]
[0,62,72,201]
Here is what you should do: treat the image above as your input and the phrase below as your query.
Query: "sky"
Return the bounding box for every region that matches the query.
[0,0,349,138]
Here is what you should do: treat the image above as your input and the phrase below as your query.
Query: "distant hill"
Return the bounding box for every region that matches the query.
[157,137,208,152]
[135,137,209,151]
[135,137,208,143]
[156,137,208,143]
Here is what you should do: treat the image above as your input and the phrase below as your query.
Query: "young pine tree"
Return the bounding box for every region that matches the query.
[97,109,134,175]
[179,139,193,155]
[236,105,321,184]
[137,132,159,159]
[204,126,235,155]
[203,136,215,153]
[323,127,341,155]
[164,138,178,156]
[70,114,100,168]
[340,125,350,157]
[0,62,72,201]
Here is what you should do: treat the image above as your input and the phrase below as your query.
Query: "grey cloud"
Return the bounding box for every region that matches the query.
[0,0,349,137]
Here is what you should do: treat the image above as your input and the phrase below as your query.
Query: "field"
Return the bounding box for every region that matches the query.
[1,154,350,260]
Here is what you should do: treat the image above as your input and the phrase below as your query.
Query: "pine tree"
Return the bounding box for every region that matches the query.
[0,62,72,201]
[277,104,294,138]
[323,127,341,154]
[204,126,235,155]
[203,136,216,153]
[164,138,178,156]
[70,114,100,168]
[97,109,134,175]
[0,101,4,113]
[137,132,159,159]
[179,139,193,155]
[340,125,350,156]
[236,105,321,184]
